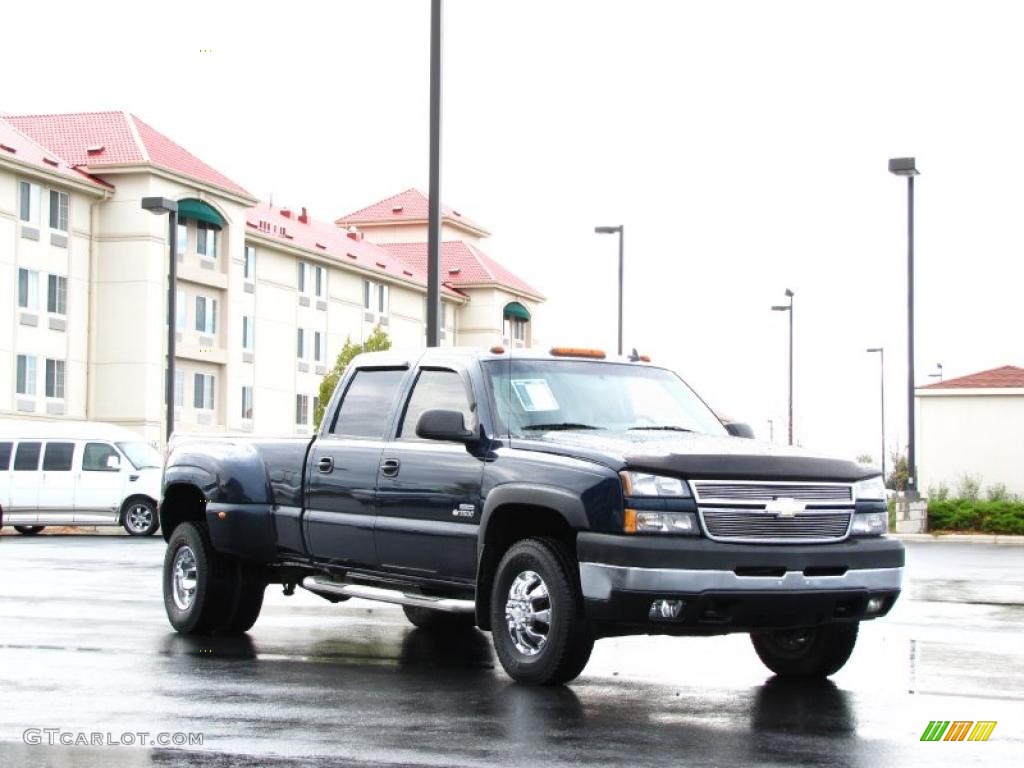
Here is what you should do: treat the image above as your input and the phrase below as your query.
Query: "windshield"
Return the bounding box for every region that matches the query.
[116,441,163,470]
[483,360,727,437]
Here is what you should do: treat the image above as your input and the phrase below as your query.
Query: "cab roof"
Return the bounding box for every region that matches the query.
[349,346,658,370]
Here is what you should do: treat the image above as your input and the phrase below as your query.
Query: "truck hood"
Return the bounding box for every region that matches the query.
[515,430,878,482]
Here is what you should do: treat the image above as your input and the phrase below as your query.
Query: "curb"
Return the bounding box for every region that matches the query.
[891,532,1024,546]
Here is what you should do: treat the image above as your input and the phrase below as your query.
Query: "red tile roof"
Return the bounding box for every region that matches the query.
[382,241,544,300]
[920,365,1024,390]
[6,112,252,198]
[246,203,461,298]
[0,117,109,189]
[336,188,489,235]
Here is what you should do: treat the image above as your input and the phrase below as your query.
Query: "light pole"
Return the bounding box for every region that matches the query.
[141,197,179,443]
[771,288,795,445]
[594,225,624,355]
[867,347,886,480]
[889,157,920,497]
[425,0,443,347]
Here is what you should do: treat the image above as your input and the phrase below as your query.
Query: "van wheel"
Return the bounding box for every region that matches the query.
[14,526,45,535]
[402,605,476,632]
[123,499,159,536]
[751,622,859,678]
[489,537,594,685]
[163,523,236,635]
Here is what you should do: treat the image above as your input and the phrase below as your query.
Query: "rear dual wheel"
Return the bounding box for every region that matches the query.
[751,622,859,678]
[163,522,266,635]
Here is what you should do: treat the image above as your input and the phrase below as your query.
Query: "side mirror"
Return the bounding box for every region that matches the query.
[416,409,475,443]
[724,422,756,439]
[106,454,122,470]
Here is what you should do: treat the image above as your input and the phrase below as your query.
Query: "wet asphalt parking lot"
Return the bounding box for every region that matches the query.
[0,534,1021,767]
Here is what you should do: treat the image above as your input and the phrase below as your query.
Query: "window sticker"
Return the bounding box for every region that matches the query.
[511,379,559,412]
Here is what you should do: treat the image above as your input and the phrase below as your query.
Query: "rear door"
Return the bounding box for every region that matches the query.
[37,442,77,526]
[375,367,485,581]
[8,442,42,524]
[74,442,124,523]
[304,367,409,568]
[0,442,12,522]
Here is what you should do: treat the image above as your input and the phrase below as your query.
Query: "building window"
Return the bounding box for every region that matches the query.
[241,386,254,420]
[177,222,187,256]
[16,354,37,396]
[244,245,255,281]
[176,289,186,331]
[314,265,326,299]
[49,190,69,231]
[314,331,323,363]
[18,269,39,310]
[242,315,254,351]
[19,181,40,224]
[511,317,526,342]
[194,373,215,410]
[296,394,309,425]
[195,296,217,335]
[45,359,65,399]
[47,275,67,315]
[196,221,217,259]
[174,369,184,407]
[363,279,389,314]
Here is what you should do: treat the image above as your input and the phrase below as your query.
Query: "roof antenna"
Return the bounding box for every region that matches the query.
[628,348,640,362]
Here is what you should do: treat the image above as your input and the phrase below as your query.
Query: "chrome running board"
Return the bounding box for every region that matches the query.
[300,576,475,614]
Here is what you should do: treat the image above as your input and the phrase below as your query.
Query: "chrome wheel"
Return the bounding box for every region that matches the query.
[172,546,198,611]
[125,503,153,534]
[504,570,551,656]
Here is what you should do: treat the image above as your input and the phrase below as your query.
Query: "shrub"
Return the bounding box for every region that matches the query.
[928,499,1024,535]
[927,483,950,502]
[986,483,1009,502]
[955,474,982,502]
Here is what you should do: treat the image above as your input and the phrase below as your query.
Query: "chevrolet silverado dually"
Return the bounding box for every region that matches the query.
[159,346,903,685]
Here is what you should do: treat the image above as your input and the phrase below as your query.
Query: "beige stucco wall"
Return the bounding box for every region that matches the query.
[351,221,481,246]
[917,390,1024,496]
[454,286,542,350]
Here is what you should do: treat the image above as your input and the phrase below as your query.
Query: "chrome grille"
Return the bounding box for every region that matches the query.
[693,482,852,504]
[700,508,853,543]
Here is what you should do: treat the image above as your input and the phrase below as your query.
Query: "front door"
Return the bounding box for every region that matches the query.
[7,441,42,525]
[37,441,77,526]
[304,367,408,568]
[74,442,124,523]
[375,368,484,582]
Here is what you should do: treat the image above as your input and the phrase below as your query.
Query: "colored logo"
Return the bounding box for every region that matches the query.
[920,721,997,742]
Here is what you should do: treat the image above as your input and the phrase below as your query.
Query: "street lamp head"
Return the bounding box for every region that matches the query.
[771,305,790,312]
[594,225,622,235]
[141,197,178,215]
[888,157,919,176]
[866,347,883,353]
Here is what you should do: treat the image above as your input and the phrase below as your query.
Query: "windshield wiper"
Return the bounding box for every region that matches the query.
[522,423,604,431]
[628,425,695,432]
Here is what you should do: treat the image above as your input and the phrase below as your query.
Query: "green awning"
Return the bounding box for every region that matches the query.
[503,301,531,321]
[177,198,225,230]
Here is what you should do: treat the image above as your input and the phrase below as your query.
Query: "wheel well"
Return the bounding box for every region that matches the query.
[476,504,576,630]
[119,494,158,523]
[159,483,207,541]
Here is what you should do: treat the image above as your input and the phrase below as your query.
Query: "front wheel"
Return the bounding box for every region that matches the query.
[751,622,859,678]
[14,526,45,535]
[122,499,159,536]
[489,537,594,685]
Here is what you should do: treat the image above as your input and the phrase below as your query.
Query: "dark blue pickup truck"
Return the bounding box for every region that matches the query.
[159,346,903,685]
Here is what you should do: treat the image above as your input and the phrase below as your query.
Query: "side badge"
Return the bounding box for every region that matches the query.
[452,503,476,518]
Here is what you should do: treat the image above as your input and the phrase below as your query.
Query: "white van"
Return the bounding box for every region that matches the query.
[0,420,163,536]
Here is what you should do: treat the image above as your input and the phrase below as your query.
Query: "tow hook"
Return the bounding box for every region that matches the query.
[282,582,296,597]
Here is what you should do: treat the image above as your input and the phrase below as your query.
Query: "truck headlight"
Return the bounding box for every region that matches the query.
[850,512,887,536]
[853,476,886,501]
[620,471,691,498]
[624,509,699,535]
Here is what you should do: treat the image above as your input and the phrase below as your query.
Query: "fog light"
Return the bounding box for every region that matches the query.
[649,599,685,620]
[866,597,885,614]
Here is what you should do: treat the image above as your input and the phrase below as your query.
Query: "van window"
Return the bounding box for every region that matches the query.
[0,442,12,470]
[43,442,75,471]
[13,442,41,471]
[82,443,120,472]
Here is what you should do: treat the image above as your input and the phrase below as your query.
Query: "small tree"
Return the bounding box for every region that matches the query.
[855,454,874,466]
[313,325,391,430]
[887,453,908,492]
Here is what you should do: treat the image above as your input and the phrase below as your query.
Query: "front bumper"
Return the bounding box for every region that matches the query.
[578,532,904,634]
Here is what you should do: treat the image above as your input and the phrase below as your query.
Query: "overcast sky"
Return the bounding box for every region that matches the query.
[3,0,1022,462]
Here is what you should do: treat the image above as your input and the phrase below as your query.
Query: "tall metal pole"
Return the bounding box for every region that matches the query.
[880,347,886,481]
[617,226,624,356]
[425,0,443,347]
[166,211,178,442]
[906,175,916,496]
[787,293,794,446]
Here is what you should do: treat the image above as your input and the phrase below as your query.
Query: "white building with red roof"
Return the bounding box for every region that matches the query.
[1,114,542,443]
[916,365,1024,496]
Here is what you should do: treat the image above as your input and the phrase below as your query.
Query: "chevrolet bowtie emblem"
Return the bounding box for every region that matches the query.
[764,497,805,517]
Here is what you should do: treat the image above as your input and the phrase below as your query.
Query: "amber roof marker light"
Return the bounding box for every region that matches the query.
[549,347,607,359]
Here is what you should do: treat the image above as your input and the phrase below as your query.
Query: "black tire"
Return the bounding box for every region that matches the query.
[402,604,476,632]
[218,562,267,634]
[489,537,594,685]
[14,526,45,535]
[163,522,237,635]
[122,498,160,537]
[751,622,859,678]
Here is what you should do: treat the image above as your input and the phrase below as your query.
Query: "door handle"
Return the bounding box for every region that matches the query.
[380,458,401,477]
[317,456,335,474]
